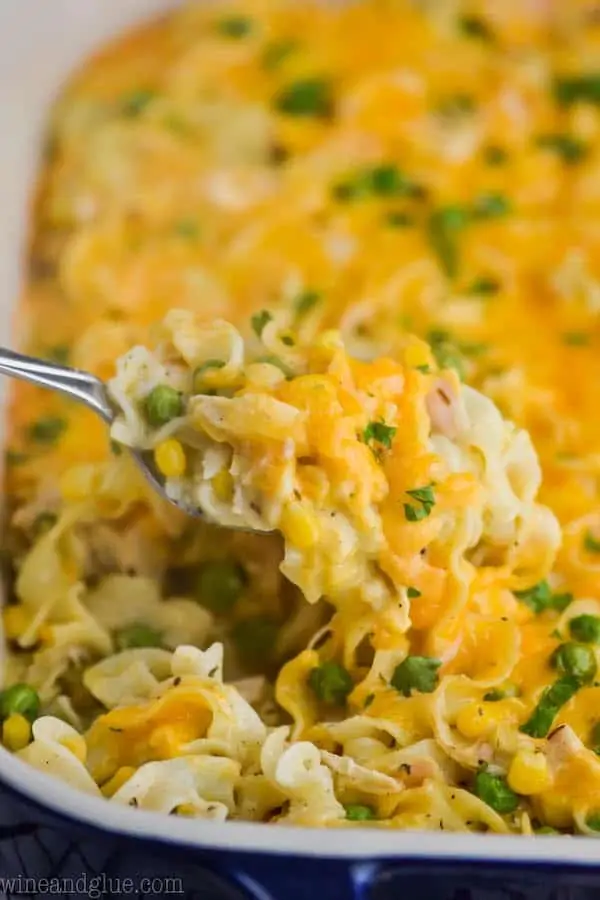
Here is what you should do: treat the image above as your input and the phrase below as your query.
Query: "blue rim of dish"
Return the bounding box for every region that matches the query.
[0,745,599,863]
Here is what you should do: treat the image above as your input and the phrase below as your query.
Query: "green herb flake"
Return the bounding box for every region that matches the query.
[45,344,70,365]
[274,78,333,118]
[363,420,397,450]
[261,38,298,70]
[473,770,519,814]
[562,331,589,346]
[364,692,375,709]
[27,416,66,445]
[585,530,600,553]
[215,16,253,38]
[467,276,501,296]
[427,329,466,378]
[110,440,123,457]
[458,14,495,41]
[520,674,581,738]
[294,289,321,316]
[472,192,512,220]
[251,309,273,338]
[483,145,509,166]
[483,682,519,702]
[385,211,415,228]
[427,206,470,277]
[121,88,157,117]
[173,219,199,239]
[407,586,422,599]
[514,580,573,615]
[391,656,441,696]
[553,74,600,108]
[404,483,436,522]
[536,133,588,165]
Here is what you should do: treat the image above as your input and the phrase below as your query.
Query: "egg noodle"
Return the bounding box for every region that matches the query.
[4,0,600,833]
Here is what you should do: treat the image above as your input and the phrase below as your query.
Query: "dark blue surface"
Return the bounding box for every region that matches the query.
[0,773,599,900]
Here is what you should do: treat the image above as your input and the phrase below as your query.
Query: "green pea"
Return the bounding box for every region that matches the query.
[27,416,66,445]
[569,614,600,644]
[473,770,519,814]
[232,616,279,664]
[115,624,163,651]
[345,804,376,821]
[308,661,353,706]
[0,684,40,722]
[195,560,247,613]
[143,385,184,428]
[586,811,600,832]
[551,642,597,683]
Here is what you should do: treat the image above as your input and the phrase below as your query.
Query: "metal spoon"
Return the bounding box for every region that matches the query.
[0,345,203,518]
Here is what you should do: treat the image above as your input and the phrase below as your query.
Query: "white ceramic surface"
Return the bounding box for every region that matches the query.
[0,0,597,864]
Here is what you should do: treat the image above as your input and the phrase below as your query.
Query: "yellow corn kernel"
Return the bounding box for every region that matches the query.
[101,766,136,798]
[404,341,432,370]
[280,501,320,549]
[455,702,503,739]
[38,624,54,644]
[2,713,32,751]
[154,439,186,479]
[212,469,234,502]
[60,735,87,764]
[508,750,551,796]
[175,803,197,817]
[3,605,30,641]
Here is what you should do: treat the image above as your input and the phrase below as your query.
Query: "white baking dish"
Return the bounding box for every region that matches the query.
[0,0,597,874]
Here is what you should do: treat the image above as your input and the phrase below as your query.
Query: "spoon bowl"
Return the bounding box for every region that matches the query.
[0,345,206,519]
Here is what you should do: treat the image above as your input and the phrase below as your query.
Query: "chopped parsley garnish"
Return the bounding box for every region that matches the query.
[553,74,600,108]
[27,416,66,445]
[45,344,70,364]
[427,329,465,378]
[436,93,476,118]
[364,693,375,709]
[294,289,321,316]
[427,206,470,277]
[333,164,423,203]
[483,145,508,166]
[584,530,600,553]
[407,586,422,599]
[345,804,376,821]
[274,78,333,118]
[363,420,397,450]
[471,192,512,220]
[536,133,588,165]
[261,39,298,70]
[404,484,436,522]
[215,16,254,38]
[467,276,501,296]
[251,309,273,337]
[458,14,495,41]
[308,661,353,706]
[473,770,518,814]
[120,88,156,117]
[569,614,600,644]
[385,211,415,228]
[391,656,441,696]
[514,580,572,615]
[520,675,581,737]
[562,331,589,346]
[173,219,199,239]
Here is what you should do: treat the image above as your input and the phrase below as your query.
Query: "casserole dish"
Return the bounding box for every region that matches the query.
[1,2,600,896]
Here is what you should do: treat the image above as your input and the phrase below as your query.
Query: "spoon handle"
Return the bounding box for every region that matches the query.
[0,346,114,423]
